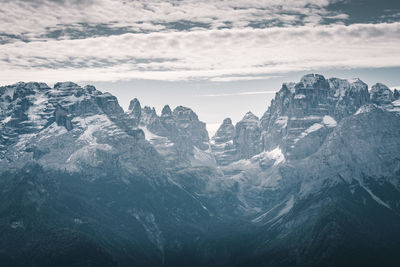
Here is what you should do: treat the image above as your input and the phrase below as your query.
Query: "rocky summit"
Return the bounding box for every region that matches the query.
[1,74,400,266]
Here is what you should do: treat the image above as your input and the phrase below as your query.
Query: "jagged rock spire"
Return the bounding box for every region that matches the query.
[234,111,261,159]
[213,118,235,143]
[128,98,141,121]
[161,105,172,116]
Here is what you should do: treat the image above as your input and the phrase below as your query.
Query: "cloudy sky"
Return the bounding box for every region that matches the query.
[1,0,400,135]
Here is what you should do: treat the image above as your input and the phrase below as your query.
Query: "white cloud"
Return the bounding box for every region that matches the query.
[1,22,400,84]
[200,91,276,97]
[209,75,280,82]
[0,0,345,42]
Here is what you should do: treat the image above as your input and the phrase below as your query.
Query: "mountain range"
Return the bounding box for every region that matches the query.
[1,74,400,266]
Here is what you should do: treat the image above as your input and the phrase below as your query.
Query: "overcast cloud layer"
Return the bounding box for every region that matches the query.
[0,0,400,84]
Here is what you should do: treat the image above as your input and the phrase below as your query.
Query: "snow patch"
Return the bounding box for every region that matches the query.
[295,123,325,143]
[267,147,285,166]
[252,202,282,223]
[347,78,361,84]
[355,104,382,115]
[393,99,400,106]
[251,147,285,166]
[66,115,115,169]
[1,116,12,124]
[305,123,324,133]
[387,99,400,113]
[74,115,112,144]
[66,143,112,168]
[64,94,85,104]
[256,196,295,223]
[322,115,337,127]
[302,123,323,137]
[360,183,391,209]
[139,126,163,141]
[38,122,67,140]
[276,196,294,217]
[294,94,306,99]
[290,115,321,121]
[191,146,216,167]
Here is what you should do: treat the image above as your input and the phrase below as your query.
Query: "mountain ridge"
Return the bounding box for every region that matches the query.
[1,74,400,266]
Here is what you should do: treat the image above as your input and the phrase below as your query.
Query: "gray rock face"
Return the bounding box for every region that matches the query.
[0,82,148,173]
[328,77,370,118]
[141,106,161,129]
[259,74,370,160]
[172,106,209,150]
[124,99,211,167]
[128,98,141,124]
[210,112,262,165]
[213,118,235,143]
[394,89,400,100]
[161,105,172,117]
[54,104,73,131]
[136,103,209,148]
[210,118,238,165]
[233,112,261,159]
[370,83,394,105]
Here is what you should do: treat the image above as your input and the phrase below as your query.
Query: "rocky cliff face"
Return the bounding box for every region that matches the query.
[260,74,370,159]
[370,83,395,105]
[0,82,153,175]
[210,118,237,165]
[124,99,211,168]
[210,112,262,166]
[211,74,372,163]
